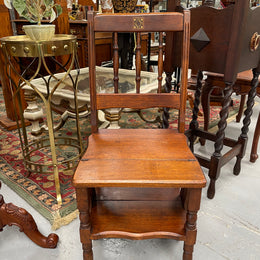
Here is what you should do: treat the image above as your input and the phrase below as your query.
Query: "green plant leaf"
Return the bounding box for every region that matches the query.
[21,12,37,23]
[12,0,62,23]
[27,3,40,18]
[12,0,26,15]
[55,5,62,16]
[44,8,52,16]
[44,0,54,7]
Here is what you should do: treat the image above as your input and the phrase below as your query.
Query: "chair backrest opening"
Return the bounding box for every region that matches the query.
[87,11,190,133]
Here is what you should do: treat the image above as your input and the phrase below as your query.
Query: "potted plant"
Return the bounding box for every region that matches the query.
[4,0,62,41]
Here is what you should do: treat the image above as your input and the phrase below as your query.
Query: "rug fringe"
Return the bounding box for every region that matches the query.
[51,209,79,230]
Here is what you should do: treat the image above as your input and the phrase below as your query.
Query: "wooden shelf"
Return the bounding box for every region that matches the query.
[90,188,186,240]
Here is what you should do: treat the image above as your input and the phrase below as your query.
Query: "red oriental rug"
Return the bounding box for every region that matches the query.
[0,89,241,229]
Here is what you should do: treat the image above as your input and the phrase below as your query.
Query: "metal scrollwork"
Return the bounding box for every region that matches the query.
[133,18,144,29]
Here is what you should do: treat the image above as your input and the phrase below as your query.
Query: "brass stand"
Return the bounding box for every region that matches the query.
[0,35,83,206]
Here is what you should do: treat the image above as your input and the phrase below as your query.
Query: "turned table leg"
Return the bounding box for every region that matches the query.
[235,69,260,171]
[207,82,233,199]
[189,71,203,152]
[199,78,212,146]
[250,111,260,162]
[162,71,174,129]
[0,182,58,248]
[236,94,246,122]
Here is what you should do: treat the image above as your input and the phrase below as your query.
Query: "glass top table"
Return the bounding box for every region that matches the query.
[23,66,166,129]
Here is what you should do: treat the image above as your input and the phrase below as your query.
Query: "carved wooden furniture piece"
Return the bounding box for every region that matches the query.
[202,70,260,162]
[0,181,59,248]
[73,11,206,260]
[165,0,260,199]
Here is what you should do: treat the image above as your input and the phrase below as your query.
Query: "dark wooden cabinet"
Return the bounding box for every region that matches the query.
[69,21,113,67]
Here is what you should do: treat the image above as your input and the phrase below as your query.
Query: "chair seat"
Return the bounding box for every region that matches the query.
[205,70,260,86]
[73,129,206,188]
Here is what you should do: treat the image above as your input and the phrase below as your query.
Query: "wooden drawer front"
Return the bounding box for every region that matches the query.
[70,25,85,38]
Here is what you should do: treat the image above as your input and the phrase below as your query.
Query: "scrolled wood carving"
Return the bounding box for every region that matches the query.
[4,202,38,231]
[112,0,137,13]
[0,189,59,248]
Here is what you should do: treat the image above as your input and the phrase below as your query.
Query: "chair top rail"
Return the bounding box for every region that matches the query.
[93,12,184,32]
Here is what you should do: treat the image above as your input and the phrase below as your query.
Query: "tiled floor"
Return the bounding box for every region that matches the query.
[0,96,259,260]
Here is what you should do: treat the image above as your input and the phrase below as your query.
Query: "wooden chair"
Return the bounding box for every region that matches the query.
[72,11,206,260]
[165,0,260,199]
[201,70,260,163]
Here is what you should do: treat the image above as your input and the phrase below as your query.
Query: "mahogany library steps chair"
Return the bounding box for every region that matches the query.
[72,11,206,260]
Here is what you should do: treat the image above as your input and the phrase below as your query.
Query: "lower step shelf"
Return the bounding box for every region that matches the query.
[90,188,187,241]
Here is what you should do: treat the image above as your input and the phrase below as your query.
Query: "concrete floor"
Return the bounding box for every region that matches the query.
[0,96,259,260]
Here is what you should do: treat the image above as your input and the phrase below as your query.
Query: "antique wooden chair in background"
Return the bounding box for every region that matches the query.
[73,11,206,260]
[201,70,260,163]
[165,0,260,199]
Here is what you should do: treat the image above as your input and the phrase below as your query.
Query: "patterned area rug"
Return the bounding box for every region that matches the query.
[0,88,241,229]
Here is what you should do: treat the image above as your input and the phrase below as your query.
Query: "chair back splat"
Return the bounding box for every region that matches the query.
[73,11,206,260]
[88,11,190,133]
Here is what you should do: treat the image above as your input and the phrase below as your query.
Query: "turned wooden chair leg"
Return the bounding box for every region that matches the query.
[189,71,203,152]
[182,188,202,260]
[207,82,233,199]
[183,210,197,260]
[187,94,203,117]
[236,94,246,122]
[250,111,260,162]
[0,189,58,248]
[76,188,93,260]
[235,69,260,170]
[199,80,212,146]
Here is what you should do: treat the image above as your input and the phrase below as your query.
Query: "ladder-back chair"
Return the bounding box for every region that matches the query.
[73,11,206,260]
